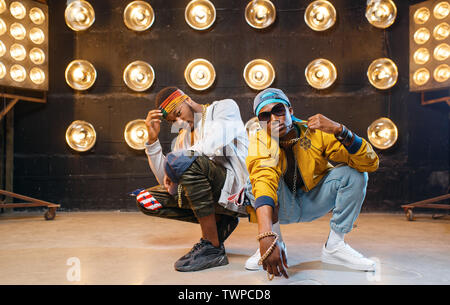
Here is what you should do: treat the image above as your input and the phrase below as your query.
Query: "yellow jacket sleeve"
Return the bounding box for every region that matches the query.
[321,131,379,173]
[246,130,282,209]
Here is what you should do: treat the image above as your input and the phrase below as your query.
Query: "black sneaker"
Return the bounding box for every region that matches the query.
[217,215,239,244]
[174,238,229,272]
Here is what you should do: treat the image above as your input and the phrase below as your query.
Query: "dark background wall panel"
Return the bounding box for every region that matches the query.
[11,0,449,211]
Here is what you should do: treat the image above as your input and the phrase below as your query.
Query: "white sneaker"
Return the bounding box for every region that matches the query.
[245,242,288,271]
[321,241,375,271]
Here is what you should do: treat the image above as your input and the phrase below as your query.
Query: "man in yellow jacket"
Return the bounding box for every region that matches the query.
[245,88,379,279]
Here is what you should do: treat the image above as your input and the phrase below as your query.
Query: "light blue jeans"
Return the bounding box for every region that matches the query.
[245,165,369,234]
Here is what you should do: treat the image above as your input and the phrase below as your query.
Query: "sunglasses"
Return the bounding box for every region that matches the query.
[257,103,287,122]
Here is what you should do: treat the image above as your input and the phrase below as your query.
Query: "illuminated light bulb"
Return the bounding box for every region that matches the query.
[123,60,155,92]
[29,28,45,44]
[10,22,26,40]
[433,23,449,41]
[29,47,45,65]
[0,18,5,35]
[305,0,336,31]
[434,1,449,19]
[10,2,26,19]
[244,117,262,138]
[433,64,450,82]
[0,61,5,79]
[65,59,97,90]
[10,64,26,82]
[245,0,276,29]
[124,119,148,150]
[414,27,430,45]
[414,7,430,24]
[367,117,398,150]
[185,0,216,30]
[30,67,45,85]
[366,0,397,29]
[0,0,5,14]
[123,1,155,32]
[65,0,95,31]
[243,59,275,90]
[413,68,430,86]
[434,43,450,61]
[305,58,337,90]
[29,7,45,25]
[184,58,216,91]
[10,43,26,61]
[367,58,398,90]
[413,48,430,65]
[0,40,5,57]
[65,120,97,152]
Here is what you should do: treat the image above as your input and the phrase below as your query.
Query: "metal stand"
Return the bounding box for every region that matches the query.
[401,193,450,221]
[0,190,60,220]
[0,92,58,220]
[421,92,450,106]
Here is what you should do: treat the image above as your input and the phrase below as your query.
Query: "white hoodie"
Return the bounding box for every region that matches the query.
[144,99,249,214]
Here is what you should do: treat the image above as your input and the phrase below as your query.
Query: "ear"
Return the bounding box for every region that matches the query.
[289,107,293,115]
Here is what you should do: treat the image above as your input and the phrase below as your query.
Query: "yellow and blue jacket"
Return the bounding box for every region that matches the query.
[245,122,379,223]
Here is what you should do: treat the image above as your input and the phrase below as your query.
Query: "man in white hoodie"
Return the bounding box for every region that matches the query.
[137,87,249,272]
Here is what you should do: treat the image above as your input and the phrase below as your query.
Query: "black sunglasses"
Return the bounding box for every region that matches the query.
[257,103,287,122]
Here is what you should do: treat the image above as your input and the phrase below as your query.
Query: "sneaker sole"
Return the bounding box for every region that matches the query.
[321,254,375,271]
[175,255,229,272]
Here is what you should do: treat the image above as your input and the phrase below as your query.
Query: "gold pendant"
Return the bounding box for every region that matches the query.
[299,137,311,150]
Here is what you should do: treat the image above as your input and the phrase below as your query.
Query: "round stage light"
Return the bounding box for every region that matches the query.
[366,0,397,29]
[434,22,449,40]
[244,117,262,138]
[65,0,95,31]
[243,59,275,91]
[29,47,45,65]
[367,58,398,90]
[184,58,215,91]
[65,60,97,90]
[0,18,6,36]
[185,0,216,31]
[0,1,6,14]
[29,7,45,25]
[0,62,6,79]
[66,120,97,152]
[10,64,26,82]
[10,43,26,61]
[123,60,155,92]
[433,64,450,82]
[0,41,5,57]
[414,27,431,45]
[10,2,26,19]
[29,28,45,44]
[413,68,430,86]
[30,67,45,85]
[434,1,449,19]
[367,117,398,150]
[413,48,430,65]
[124,1,155,32]
[124,119,148,150]
[434,43,450,61]
[414,7,430,25]
[305,0,336,31]
[10,22,26,40]
[245,0,276,29]
[305,58,337,90]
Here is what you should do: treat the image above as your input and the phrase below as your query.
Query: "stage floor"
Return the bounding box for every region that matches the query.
[0,211,449,285]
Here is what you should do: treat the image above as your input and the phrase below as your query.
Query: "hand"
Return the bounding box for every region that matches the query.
[145,109,163,144]
[259,237,289,279]
[307,114,342,135]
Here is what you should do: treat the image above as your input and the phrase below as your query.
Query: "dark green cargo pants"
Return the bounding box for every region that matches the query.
[136,155,240,223]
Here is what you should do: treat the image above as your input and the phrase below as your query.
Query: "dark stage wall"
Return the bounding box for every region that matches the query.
[12,0,449,212]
